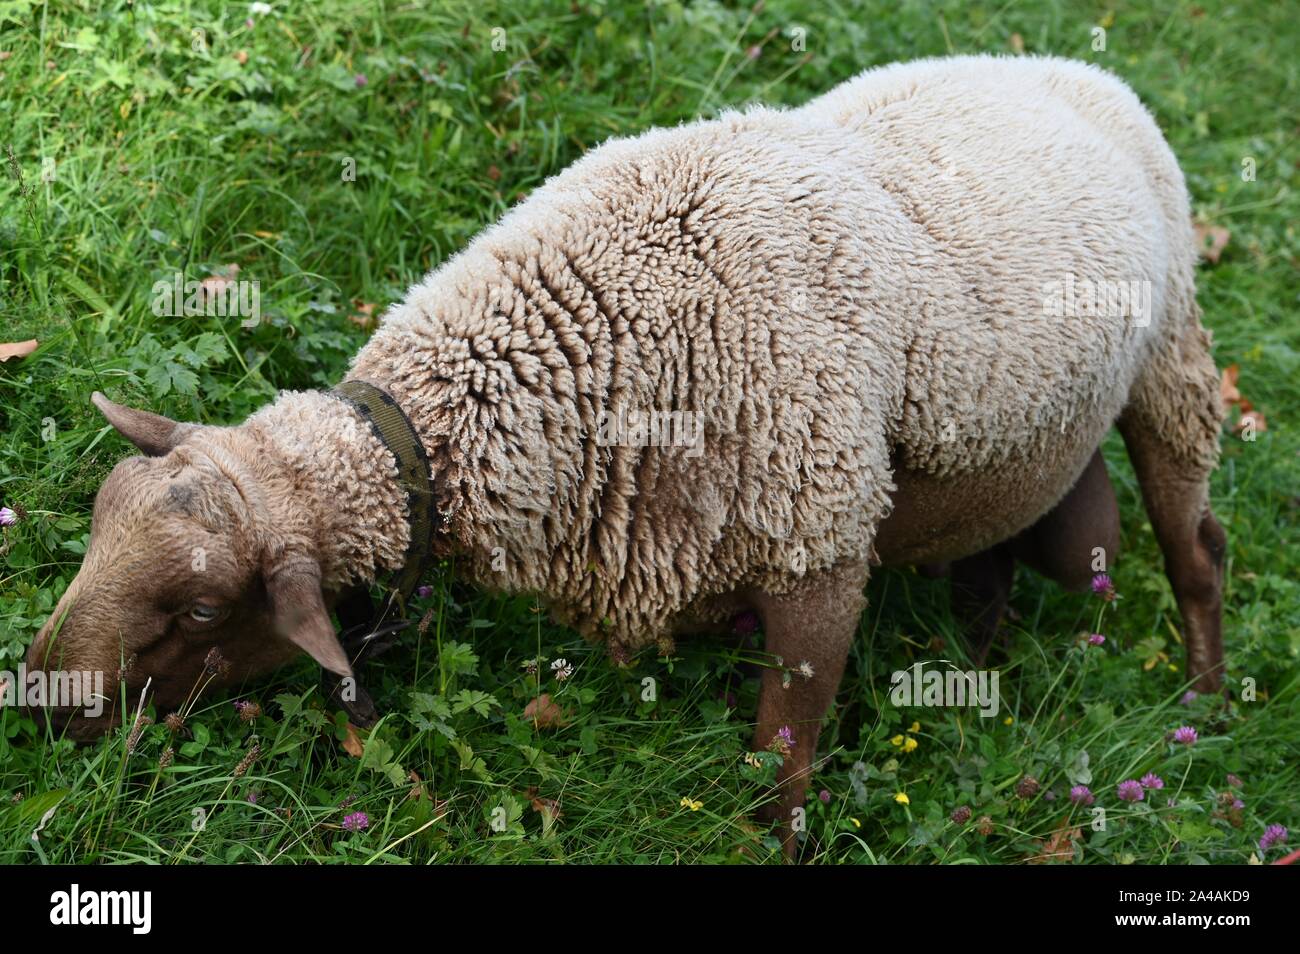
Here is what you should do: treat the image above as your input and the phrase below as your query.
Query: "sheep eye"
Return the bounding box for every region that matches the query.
[189,604,220,623]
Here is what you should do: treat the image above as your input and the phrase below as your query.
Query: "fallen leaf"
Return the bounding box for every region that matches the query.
[1193,221,1230,264]
[341,722,365,757]
[0,339,37,362]
[407,769,431,802]
[348,300,377,330]
[1220,363,1241,411]
[1009,33,1024,53]
[486,164,501,181]
[1235,405,1267,435]
[523,693,567,729]
[1027,819,1082,864]
[526,786,562,818]
[196,264,240,305]
[1221,363,1268,434]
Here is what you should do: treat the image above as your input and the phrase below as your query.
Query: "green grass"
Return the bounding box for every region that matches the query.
[1,0,1296,864]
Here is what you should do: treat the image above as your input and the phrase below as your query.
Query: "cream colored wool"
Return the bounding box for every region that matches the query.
[255,54,1218,657]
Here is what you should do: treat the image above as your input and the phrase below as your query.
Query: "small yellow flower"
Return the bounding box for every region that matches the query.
[901,736,918,753]
[849,817,861,828]
[894,792,910,805]
[890,734,905,747]
[908,721,920,734]
[679,797,703,811]
[1003,716,1014,726]
[1168,664,1179,672]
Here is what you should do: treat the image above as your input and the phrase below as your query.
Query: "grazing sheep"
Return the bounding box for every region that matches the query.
[28,55,1226,856]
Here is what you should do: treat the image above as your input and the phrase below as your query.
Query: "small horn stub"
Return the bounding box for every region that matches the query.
[91,391,194,456]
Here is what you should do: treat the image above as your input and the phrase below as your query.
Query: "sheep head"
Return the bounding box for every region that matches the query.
[23,392,352,739]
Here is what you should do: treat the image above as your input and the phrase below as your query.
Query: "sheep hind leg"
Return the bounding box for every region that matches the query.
[751,562,867,861]
[948,449,1120,664]
[949,545,1015,666]
[1118,322,1227,692]
[1007,448,1121,592]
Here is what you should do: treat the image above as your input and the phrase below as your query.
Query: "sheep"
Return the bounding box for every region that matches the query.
[28,55,1226,857]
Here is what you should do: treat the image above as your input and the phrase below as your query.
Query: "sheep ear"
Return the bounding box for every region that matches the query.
[264,556,353,678]
[92,391,193,456]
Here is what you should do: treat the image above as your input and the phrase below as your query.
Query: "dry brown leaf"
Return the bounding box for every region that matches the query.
[527,787,562,819]
[1193,221,1230,264]
[348,300,377,330]
[341,722,365,757]
[1221,363,1268,434]
[1026,819,1082,864]
[1220,363,1241,411]
[1235,405,1267,435]
[523,693,567,729]
[0,339,38,362]
[1009,33,1025,53]
[196,264,240,307]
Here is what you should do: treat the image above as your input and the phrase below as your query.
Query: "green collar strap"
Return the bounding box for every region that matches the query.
[328,379,437,613]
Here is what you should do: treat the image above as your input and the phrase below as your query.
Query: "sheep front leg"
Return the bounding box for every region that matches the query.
[751,562,867,860]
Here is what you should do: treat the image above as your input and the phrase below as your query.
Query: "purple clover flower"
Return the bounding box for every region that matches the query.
[1069,785,1096,806]
[1090,573,1116,600]
[1172,726,1198,745]
[1259,824,1288,853]
[1117,780,1145,802]
[1140,773,1165,791]
[342,811,369,831]
[1087,633,1106,646]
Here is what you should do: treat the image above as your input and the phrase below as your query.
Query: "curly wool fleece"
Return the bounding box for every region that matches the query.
[261,55,1218,657]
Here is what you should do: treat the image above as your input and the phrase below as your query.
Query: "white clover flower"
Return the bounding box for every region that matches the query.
[551,658,574,681]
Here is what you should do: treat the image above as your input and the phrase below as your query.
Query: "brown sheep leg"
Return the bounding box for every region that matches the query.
[1118,412,1226,691]
[949,544,1015,666]
[1007,448,1121,591]
[948,448,1119,664]
[751,562,867,860]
